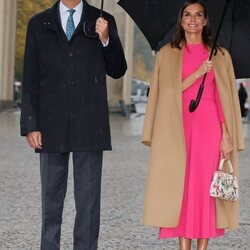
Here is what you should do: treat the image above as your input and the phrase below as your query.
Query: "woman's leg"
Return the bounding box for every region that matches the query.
[179,237,191,250]
[197,239,209,250]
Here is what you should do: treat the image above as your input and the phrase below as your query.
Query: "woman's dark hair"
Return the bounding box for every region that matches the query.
[171,0,219,52]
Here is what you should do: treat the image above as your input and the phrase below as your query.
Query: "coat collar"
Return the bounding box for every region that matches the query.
[41,1,64,32]
[169,45,183,115]
[42,0,96,35]
[211,50,222,80]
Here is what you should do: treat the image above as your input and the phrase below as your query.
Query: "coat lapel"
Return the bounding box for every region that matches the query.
[42,2,61,32]
[170,46,184,115]
[74,1,98,36]
[212,52,221,84]
[74,1,88,35]
[40,1,71,45]
[212,51,229,89]
[42,1,94,41]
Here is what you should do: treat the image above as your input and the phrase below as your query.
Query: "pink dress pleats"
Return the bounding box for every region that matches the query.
[159,44,225,239]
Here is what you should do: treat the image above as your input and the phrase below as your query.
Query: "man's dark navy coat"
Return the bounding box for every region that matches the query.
[20,0,127,152]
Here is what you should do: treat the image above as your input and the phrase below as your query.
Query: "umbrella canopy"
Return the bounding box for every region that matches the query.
[118,0,250,78]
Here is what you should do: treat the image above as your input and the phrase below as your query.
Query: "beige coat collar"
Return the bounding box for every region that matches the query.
[170,47,183,115]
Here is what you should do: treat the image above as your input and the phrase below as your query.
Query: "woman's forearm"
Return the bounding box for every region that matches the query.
[182,59,212,92]
[221,123,230,138]
[182,71,200,91]
[220,122,233,159]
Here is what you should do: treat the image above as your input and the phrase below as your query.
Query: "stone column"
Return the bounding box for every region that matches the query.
[0,0,17,109]
[88,0,134,112]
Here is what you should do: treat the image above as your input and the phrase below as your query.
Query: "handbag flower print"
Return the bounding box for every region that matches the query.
[210,159,239,201]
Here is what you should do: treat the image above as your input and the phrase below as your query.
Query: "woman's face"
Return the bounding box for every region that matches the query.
[181,3,207,35]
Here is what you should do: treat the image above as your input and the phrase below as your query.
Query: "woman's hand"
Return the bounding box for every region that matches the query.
[220,130,233,160]
[182,59,213,91]
[195,59,213,78]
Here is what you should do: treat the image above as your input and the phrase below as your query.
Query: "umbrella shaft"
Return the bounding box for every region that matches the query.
[209,0,232,60]
[100,0,104,17]
[189,0,232,112]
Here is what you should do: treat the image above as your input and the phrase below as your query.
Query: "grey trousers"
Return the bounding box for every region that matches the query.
[40,151,103,250]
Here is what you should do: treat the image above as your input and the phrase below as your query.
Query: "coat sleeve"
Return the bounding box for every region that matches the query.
[225,50,245,150]
[20,17,40,136]
[101,15,127,79]
[141,52,161,146]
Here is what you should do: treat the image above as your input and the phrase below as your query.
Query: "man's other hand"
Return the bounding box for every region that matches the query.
[26,131,42,149]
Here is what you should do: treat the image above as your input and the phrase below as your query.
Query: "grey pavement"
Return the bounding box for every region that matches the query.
[0,105,250,250]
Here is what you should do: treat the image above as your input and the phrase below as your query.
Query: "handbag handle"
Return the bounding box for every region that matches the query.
[218,158,234,174]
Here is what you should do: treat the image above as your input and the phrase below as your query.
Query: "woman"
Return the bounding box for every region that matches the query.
[142,1,245,249]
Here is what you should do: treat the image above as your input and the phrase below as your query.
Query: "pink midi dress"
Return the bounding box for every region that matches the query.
[159,44,225,239]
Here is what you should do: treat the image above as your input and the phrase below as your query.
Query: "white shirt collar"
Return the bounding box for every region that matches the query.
[59,0,83,15]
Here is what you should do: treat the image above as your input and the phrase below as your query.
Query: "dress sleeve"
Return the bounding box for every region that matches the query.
[215,84,225,123]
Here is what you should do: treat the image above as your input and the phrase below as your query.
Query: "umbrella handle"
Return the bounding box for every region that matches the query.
[189,0,232,112]
[189,78,205,112]
[83,0,104,39]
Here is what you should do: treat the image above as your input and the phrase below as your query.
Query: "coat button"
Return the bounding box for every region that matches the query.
[71,81,75,87]
[69,52,73,57]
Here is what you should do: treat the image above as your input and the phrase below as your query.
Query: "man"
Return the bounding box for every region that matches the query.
[20,0,127,249]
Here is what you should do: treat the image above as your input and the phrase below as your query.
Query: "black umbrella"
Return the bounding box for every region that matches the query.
[118,0,250,111]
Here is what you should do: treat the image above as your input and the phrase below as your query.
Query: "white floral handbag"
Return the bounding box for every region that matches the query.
[209,158,239,201]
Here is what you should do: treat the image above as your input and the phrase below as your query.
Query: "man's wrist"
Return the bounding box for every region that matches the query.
[101,37,109,47]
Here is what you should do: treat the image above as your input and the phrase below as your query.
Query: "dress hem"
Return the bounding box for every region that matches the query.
[158,232,225,240]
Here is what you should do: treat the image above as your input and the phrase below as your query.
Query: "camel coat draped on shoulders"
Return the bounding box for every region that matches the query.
[142,44,245,229]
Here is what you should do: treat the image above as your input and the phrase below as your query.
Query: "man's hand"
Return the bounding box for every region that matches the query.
[95,17,109,44]
[26,131,42,149]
